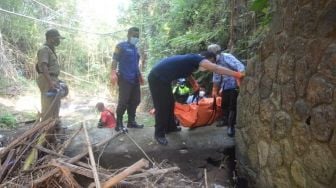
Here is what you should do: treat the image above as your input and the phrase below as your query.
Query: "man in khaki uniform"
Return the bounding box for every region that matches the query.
[36,29,64,122]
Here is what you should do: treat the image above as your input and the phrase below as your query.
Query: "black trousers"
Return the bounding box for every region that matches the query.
[116,76,141,123]
[221,88,238,127]
[148,72,176,137]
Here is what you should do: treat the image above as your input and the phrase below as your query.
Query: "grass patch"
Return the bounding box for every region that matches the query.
[0,113,17,128]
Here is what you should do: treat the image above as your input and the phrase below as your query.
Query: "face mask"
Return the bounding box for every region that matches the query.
[129,37,139,45]
[199,91,205,97]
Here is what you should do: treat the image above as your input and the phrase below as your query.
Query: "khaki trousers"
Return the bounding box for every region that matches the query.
[37,75,60,121]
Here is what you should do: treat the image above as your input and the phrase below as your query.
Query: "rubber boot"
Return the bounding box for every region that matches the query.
[127,121,144,128]
[115,118,127,133]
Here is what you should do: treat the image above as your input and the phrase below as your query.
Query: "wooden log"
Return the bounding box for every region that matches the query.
[102,158,149,188]
[0,149,15,183]
[126,167,180,180]
[0,119,55,158]
[83,123,101,188]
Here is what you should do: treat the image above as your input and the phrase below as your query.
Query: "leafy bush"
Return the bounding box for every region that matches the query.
[0,113,17,128]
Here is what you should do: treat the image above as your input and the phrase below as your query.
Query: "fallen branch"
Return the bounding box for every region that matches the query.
[32,133,120,185]
[102,158,149,188]
[0,119,55,158]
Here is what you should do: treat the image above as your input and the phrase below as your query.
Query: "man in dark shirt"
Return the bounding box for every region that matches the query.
[110,27,144,132]
[148,52,244,145]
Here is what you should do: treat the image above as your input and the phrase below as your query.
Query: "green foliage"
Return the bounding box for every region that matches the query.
[0,113,17,128]
[250,0,268,12]
[122,0,230,71]
[250,0,271,26]
[0,0,114,88]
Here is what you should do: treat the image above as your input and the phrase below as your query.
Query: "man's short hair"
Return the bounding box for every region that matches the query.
[128,27,140,34]
[96,102,104,109]
[200,51,216,60]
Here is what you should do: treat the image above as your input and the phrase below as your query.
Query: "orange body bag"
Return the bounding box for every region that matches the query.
[174,97,222,128]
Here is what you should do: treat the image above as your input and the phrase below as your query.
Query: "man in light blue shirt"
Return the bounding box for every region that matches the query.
[208,44,245,137]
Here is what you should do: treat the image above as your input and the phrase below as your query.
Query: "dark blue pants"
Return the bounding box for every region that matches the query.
[221,88,238,127]
[148,72,175,137]
[116,76,141,124]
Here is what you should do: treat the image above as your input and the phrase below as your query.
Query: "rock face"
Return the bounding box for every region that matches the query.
[236,1,336,187]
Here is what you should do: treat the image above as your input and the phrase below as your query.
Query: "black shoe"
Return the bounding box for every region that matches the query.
[115,126,128,133]
[127,122,144,129]
[166,126,182,134]
[227,127,235,137]
[155,135,168,145]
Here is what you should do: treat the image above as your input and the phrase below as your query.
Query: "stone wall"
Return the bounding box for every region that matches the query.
[236,1,336,187]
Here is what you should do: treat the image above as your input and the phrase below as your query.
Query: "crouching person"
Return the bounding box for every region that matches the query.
[96,102,116,128]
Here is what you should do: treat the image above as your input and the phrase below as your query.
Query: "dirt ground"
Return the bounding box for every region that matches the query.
[0,89,241,187]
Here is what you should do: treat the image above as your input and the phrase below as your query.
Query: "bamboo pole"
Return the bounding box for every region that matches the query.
[204,168,208,188]
[83,122,101,188]
[22,133,46,170]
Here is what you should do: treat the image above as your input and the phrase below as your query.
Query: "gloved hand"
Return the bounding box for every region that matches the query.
[191,82,200,92]
[138,74,145,85]
[212,85,219,97]
[234,71,245,87]
[110,70,118,86]
[233,71,245,79]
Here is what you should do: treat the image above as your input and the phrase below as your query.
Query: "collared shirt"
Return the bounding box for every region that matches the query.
[212,53,245,90]
[100,108,116,128]
[37,44,60,77]
[113,41,140,84]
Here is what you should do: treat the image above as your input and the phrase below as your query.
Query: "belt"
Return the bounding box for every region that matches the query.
[38,73,58,77]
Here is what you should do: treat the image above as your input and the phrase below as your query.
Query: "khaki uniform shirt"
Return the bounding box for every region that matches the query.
[37,44,60,77]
